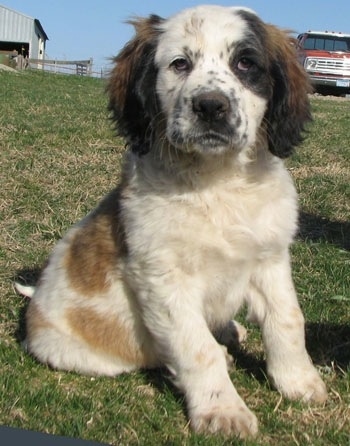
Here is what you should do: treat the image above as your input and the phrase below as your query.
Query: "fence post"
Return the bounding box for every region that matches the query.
[88,58,93,76]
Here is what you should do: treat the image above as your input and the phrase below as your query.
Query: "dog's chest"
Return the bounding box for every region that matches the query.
[125,158,297,284]
[182,177,292,258]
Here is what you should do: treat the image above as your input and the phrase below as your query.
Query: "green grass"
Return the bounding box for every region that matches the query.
[0,70,349,445]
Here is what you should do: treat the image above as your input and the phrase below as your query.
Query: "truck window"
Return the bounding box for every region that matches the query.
[304,38,316,50]
[304,36,350,52]
[333,40,348,51]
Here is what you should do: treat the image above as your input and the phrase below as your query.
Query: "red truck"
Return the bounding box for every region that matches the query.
[297,31,350,95]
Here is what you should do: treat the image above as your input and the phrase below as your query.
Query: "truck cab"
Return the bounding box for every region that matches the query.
[297,31,350,95]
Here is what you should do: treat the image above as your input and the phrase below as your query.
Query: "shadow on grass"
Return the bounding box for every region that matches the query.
[13,266,42,343]
[226,322,350,382]
[14,266,42,286]
[298,211,350,251]
[306,322,350,370]
[233,321,349,375]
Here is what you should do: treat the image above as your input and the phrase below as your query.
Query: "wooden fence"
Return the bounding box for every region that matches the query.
[28,58,93,76]
[0,51,96,76]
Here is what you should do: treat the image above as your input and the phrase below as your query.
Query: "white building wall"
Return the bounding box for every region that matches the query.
[30,25,39,59]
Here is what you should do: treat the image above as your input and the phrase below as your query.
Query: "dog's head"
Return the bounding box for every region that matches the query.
[108,5,311,159]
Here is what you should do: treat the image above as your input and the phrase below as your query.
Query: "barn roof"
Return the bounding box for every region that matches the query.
[34,18,49,41]
[0,4,49,41]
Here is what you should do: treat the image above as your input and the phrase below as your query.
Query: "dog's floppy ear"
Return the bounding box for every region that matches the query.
[107,15,164,155]
[265,26,312,158]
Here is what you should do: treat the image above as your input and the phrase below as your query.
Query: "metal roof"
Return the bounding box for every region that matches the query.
[306,30,350,38]
[0,4,49,41]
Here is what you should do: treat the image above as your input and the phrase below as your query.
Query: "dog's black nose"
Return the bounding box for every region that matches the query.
[192,92,230,122]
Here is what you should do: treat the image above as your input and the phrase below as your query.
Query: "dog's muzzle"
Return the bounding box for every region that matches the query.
[192,91,230,123]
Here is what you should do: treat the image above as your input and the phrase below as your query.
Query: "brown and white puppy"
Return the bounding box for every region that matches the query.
[18,5,327,438]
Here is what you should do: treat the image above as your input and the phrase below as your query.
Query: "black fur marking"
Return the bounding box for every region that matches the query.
[237,9,312,158]
[230,12,272,99]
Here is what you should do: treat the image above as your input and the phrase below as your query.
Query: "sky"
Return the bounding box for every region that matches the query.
[3,0,350,73]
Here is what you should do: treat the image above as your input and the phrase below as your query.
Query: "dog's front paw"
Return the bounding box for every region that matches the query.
[270,365,327,403]
[190,402,258,438]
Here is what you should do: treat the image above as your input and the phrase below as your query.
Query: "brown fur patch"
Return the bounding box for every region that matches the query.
[107,15,163,111]
[64,188,126,297]
[195,351,216,368]
[66,306,152,367]
[265,24,312,107]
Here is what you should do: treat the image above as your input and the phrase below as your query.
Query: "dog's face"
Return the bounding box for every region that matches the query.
[108,5,311,158]
[155,7,270,156]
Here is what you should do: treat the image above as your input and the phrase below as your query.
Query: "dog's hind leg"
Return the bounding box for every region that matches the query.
[25,294,159,376]
[25,325,139,376]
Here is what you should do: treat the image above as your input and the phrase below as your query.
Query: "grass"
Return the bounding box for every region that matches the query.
[0,70,349,445]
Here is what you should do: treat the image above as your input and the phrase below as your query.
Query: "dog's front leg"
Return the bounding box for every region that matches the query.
[248,252,327,403]
[138,285,258,438]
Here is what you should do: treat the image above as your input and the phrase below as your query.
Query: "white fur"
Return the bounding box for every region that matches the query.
[14,282,35,298]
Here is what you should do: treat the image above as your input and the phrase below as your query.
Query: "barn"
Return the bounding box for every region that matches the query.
[0,4,48,67]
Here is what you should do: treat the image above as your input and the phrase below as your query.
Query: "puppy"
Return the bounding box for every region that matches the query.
[18,5,327,438]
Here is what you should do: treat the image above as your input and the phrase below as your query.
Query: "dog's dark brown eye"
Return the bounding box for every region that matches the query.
[237,57,254,71]
[170,57,191,73]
